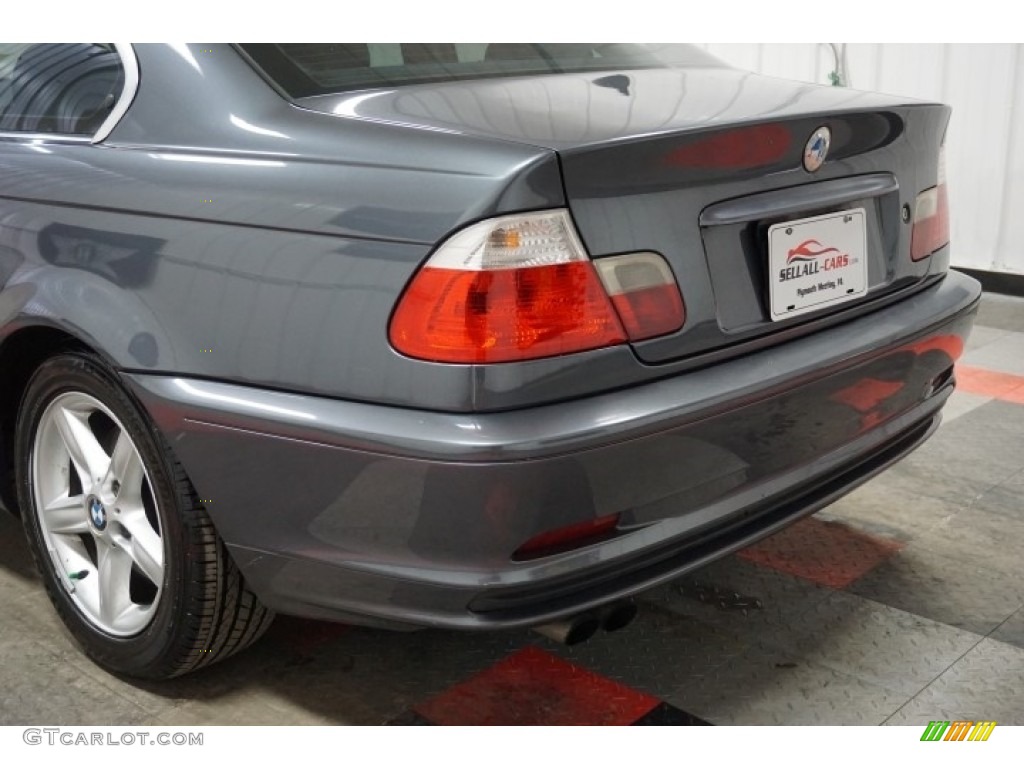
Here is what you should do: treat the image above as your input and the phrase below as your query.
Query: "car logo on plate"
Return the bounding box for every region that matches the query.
[803,126,831,173]
[787,239,841,264]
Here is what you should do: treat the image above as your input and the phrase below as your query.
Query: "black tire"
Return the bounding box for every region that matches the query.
[15,351,273,679]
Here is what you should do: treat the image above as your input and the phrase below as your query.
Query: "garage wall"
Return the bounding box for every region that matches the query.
[700,44,1024,276]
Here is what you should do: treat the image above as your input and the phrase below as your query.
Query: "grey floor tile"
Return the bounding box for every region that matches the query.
[970,469,1024,522]
[0,619,155,726]
[253,626,524,724]
[0,585,523,726]
[36,618,371,724]
[877,402,1024,509]
[912,505,1024,580]
[816,477,965,542]
[847,545,1024,636]
[643,556,834,639]
[939,389,993,423]
[964,324,1012,352]
[884,699,967,726]
[992,607,1024,650]
[960,331,1024,375]
[58,636,285,722]
[665,640,909,725]
[0,578,49,640]
[997,466,1024,494]
[4,583,98,664]
[0,587,188,724]
[154,691,336,726]
[851,446,992,511]
[549,605,749,698]
[752,591,983,696]
[973,293,1024,333]
[117,621,521,726]
[883,639,1024,724]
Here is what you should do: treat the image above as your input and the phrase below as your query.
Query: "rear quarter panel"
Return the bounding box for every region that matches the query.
[0,44,567,411]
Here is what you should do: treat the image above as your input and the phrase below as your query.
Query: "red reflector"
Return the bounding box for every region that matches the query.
[610,284,685,341]
[390,262,627,363]
[513,513,621,560]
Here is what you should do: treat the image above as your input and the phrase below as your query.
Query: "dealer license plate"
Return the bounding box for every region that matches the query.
[768,208,868,321]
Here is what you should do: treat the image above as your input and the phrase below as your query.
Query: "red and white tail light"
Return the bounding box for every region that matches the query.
[389,209,685,363]
[593,252,685,341]
[910,144,950,261]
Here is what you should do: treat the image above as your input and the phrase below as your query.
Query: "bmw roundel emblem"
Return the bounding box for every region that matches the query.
[803,126,831,173]
[89,498,107,530]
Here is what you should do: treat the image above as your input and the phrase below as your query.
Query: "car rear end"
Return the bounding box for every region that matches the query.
[136,44,980,630]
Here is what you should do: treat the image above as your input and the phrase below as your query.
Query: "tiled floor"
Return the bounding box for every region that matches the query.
[2,291,1023,726]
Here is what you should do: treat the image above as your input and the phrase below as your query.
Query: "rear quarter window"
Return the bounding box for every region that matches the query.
[0,43,125,136]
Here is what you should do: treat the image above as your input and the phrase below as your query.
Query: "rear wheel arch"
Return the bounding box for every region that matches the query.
[0,326,96,514]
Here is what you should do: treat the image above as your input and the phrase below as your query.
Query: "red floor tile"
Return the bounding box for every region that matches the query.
[413,646,660,726]
[956,365,1024,404]
[737,517,904,589]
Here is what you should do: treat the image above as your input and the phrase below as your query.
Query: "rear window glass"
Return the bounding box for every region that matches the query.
[0,43,124,135]
[239,43,723,98]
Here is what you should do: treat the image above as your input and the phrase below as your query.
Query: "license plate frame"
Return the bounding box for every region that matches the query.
[768,208,868,321]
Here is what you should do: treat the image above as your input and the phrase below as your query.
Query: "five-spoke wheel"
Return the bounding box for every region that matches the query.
[17,351,272,679]
[32,391,164,636]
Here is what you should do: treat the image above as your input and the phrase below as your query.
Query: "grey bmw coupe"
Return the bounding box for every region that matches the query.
[0,43,980,679]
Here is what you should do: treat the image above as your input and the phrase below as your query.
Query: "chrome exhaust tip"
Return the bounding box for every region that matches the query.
[532,613,602,646]
[531,600,638,645]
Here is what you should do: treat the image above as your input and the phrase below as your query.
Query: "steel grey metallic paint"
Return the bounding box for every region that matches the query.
[0,44,981,630]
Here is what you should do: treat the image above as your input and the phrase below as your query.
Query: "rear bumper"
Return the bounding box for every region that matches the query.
[126,270,981,630]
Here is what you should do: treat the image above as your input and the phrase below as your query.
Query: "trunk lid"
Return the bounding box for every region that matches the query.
[298,66,951,364]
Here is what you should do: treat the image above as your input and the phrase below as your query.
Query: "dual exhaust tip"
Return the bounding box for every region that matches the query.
[532,600,638,646]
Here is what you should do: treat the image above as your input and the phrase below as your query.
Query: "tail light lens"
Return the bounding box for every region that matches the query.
[910,145,950,261]
[594,253,685,340]
[390,210,685,364]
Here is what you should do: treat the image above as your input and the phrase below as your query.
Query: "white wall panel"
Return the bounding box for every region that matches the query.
[759,42,819,82]
[993,47,1024,274]
[702,43,1024,275]
[875,44,946,102]
[846,44,881,92]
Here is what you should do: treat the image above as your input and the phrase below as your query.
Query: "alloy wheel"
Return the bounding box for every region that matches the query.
[31,391,164,636]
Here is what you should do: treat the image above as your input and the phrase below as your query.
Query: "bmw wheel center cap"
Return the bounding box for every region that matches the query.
[89,498,107,530]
